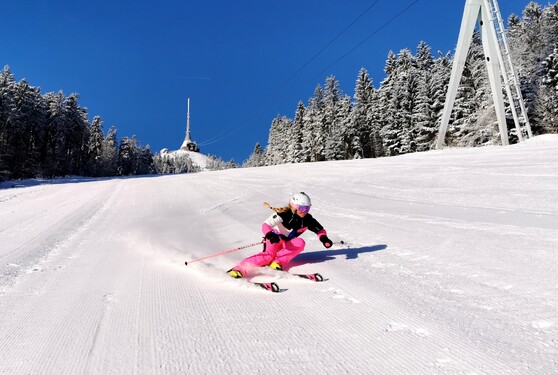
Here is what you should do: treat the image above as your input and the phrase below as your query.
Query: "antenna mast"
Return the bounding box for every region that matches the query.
[180,97,199,152]
[186,98,191,143]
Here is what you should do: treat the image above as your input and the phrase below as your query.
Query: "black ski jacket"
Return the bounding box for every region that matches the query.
[262,210,326,241]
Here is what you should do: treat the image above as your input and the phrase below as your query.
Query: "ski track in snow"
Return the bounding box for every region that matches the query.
[1,136,558,374]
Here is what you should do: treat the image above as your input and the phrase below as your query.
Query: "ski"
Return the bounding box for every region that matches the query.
[268,268,325,282]
[253,281,280,293]
[292,272,325,282]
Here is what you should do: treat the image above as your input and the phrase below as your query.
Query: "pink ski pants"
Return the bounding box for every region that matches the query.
[233,237,305,276]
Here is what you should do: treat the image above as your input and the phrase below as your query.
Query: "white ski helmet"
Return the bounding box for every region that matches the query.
[290,192,312,209]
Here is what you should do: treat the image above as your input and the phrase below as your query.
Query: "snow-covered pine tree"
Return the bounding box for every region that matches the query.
[325,95,351,160]
[415,40,434,71]
[264,115,280,165]
[302,84,326,162]
[62,93,90,175]
[538,44,558,132]
[0,66,16,180]
[538,2,558,132]
[396,48,420,154]
[205,155,235,171]
[378,51,400,156]
[349,68,374,159]
[542,43,558,88]
[322,76,347,160]
[418,51,451,151]
[152,152,171,174]
[541,3,558,52]
[368,88,384,158]
[323,76,342,135]
[153,149,198,174]
[510,3,545,77]
[507,2,547,135]
[41,91,66,177]
[534,84,558,133]
[282,115,294,164]
[6,79,47,178]
[101,126,119,176]
[352,69,368,156]
[380,49,418,155]
[360,71,384,158]
[265,115,291,165]
[136,144,154,175]
[171,153,195,173]
[88,116,104,177]
[413,41,438,152]
[288,101,305,163]
[0,66,15,123]
[243,142,265,167]
[118,136,138,175]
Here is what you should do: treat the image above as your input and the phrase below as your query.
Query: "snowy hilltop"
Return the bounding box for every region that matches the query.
[155,148,239,173]
[158,148,210,172]
[1,135,557,374]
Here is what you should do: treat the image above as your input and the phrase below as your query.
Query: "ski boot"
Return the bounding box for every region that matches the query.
[269,262,283,271]
[227,269,243,279]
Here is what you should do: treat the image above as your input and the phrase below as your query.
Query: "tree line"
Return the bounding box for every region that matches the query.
[0,66,236,181]
[244,2,558,167]
[0,67,154,181]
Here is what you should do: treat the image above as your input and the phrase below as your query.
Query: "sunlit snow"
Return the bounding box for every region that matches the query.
[1,135,557,374]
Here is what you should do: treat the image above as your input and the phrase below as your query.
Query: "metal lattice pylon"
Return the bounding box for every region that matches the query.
[436,0,532,148]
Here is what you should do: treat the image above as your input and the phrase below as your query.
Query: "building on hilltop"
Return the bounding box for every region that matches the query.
[180,98,199,152]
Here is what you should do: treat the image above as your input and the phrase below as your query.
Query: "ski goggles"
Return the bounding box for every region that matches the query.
[295,205,311,213]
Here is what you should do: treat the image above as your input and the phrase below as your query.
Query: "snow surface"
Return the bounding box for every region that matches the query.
[1,135,557,374]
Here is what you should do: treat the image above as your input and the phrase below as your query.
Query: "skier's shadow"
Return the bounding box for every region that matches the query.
[289,244,387,267]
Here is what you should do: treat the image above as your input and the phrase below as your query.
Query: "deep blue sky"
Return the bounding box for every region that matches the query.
[2,0,528,163]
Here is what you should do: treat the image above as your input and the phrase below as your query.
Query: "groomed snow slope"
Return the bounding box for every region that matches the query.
[1,136,557,374]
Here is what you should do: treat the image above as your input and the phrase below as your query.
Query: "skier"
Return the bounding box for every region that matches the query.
[227,192,333,278]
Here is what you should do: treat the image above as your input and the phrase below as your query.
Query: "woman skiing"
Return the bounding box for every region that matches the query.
[227,192,333,278]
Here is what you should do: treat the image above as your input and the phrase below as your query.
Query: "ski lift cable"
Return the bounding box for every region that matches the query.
[276,0,381,93]
[197,1,381,147]
[310,0,422,82]
[197,0,421,148]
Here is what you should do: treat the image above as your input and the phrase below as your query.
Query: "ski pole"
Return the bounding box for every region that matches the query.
[184,240,263,266]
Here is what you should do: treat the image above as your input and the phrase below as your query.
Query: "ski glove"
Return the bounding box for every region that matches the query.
[265,231,280,244]
[320,235,333,248]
